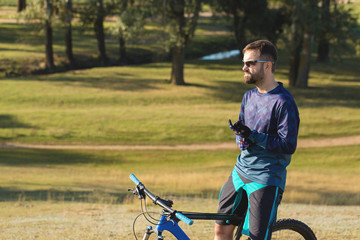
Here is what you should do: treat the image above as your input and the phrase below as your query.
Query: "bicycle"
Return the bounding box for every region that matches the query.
[129,174,317,240]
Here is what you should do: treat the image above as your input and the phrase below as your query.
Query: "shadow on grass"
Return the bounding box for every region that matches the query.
[0,114,36,141]
[285,186,360,206]
[0,148,122,166]
[0,188,129,204]
[0,114,34,129]
[1,187,358,206]
[289,85,360,108]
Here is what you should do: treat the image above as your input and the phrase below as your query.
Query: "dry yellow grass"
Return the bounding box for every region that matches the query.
[0,199,359,240]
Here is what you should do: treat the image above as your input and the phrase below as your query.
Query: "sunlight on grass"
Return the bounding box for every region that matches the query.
[0,145,359,205]
[0,56,359,144]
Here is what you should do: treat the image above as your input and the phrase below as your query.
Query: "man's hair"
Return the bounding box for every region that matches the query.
[243,40,277,73]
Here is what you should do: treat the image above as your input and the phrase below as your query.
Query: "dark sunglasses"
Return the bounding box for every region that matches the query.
[243,60,273,67]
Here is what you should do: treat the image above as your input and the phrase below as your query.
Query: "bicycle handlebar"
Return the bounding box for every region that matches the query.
[175,212,194,225]
[130,174,140,185]
[129,174,194,226]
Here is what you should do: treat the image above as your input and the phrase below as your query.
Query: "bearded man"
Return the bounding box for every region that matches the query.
[214,40,300,240]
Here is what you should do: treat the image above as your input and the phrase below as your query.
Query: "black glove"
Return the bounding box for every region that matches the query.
[228,119,252,139]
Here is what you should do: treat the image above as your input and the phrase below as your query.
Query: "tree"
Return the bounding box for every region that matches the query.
[63,0,75,66]
[160,0,202,85]
[282,0,319,88]
[108,0,145,65]
[317,0,330,62]
[316,0,358,62]
[18,0,56,71]
[80,0,112,64]
[18,0,27,12]
[284,0,357,87]
[218,0,286,58]
[44,0,55,71]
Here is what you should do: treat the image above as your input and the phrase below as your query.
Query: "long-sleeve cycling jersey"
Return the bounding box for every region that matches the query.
[234,82,300,190]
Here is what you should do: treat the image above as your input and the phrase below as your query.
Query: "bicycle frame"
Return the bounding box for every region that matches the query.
[142,214,190,240]
[142,211,245,240]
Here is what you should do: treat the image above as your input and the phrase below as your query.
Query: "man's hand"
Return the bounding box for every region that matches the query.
[235,134,250,151]
[228,119,252,138]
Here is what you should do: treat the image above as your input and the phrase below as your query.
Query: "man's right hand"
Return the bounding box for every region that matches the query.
[229,119,251,150]
[229,119,252,138]
[236,134,250,150]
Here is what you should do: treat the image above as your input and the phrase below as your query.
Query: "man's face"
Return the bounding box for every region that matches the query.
[242,50,265,85]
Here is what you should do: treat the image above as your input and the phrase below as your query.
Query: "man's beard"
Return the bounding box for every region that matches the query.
[244,68,265,85]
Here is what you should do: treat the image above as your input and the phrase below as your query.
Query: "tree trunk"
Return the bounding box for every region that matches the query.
[289,39,302,87]
[118,0,127,65]
[317,0,330,62]
[170,46,185,85]
[64,0,75,66]
[94,0,108,64]
[169,0,186,85]
[296,33,314,88]
[17,0,26,12]
[232,8,247,59]
[118,36,127,65]
[45,20,55,71]
[317,39,330,62]
[45,0,54,71]
[289,3,302,87]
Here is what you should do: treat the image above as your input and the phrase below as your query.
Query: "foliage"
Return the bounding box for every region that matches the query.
[326,2,359,58]
[16,0,58,30]
[107,4,145,43]
[217,0,287,51]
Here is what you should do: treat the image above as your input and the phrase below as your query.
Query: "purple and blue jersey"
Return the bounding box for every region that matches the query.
[234,82,300,190]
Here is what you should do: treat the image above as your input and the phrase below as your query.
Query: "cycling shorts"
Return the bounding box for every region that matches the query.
[216,169,283,240]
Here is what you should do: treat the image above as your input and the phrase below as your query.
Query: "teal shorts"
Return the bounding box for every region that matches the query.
[216,169,283,240]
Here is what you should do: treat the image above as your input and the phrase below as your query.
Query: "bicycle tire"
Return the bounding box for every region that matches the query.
[271,218,317,240]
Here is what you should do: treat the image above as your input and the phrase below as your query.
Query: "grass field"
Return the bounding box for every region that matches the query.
[1,144,359,204]
[0,35,359,240]
[0,55,359,145]
[0,52,359,239]
[0,200,359,239]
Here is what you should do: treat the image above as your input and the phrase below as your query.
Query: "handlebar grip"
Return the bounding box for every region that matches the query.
[176,212,194,225]
[129,174,140,185]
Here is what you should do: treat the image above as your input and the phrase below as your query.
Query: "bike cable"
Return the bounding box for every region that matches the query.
[141,197,161,224]
[132,197,164,239]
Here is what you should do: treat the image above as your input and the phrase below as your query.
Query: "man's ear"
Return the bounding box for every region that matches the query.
[266,62,272,71]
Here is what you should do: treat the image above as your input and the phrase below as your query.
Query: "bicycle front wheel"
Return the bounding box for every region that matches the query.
[271,218,317,240]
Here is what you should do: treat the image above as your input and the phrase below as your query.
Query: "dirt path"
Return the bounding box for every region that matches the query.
[1,135,360,150]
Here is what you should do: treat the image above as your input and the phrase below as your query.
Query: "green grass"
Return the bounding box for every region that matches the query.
[0,54,359,145]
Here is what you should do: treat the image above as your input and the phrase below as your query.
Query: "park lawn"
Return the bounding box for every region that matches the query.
[0,145,359,205]
[0,55,359,145]
[0,145,359,239]
[0,200,359,240]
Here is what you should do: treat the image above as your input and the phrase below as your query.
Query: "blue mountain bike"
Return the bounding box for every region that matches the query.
[129,174,317,240]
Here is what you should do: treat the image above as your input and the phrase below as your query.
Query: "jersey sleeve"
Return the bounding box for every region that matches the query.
[249,100,300,154]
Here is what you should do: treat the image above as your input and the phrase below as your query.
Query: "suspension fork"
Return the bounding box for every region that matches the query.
[142,226,155,240]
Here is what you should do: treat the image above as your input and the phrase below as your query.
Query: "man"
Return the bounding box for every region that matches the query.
[214,40,300,240]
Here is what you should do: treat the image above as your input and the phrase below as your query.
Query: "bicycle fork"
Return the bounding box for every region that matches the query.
[142,226,156,240]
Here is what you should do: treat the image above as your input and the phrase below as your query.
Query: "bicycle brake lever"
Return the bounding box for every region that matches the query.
[128,187,145,200]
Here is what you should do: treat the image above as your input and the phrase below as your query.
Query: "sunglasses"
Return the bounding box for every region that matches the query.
[242,60,273,67]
